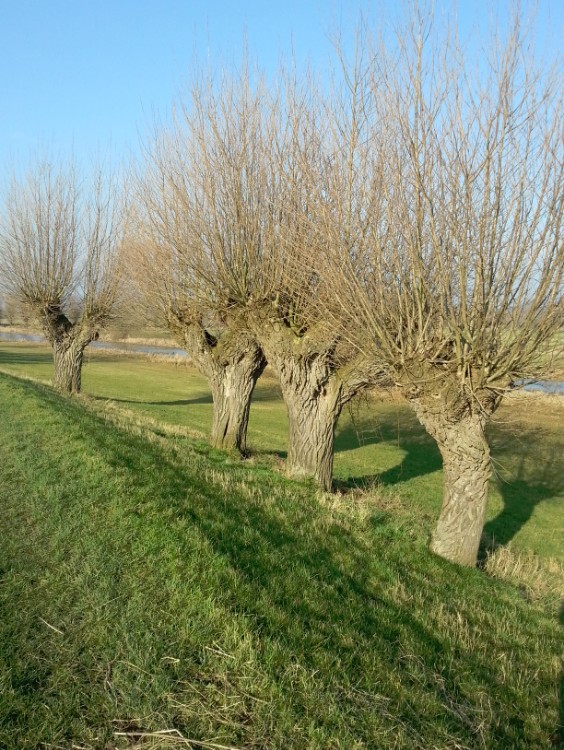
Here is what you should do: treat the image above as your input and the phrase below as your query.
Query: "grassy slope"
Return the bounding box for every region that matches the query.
[1,342,562,560]
[0,372,563,749]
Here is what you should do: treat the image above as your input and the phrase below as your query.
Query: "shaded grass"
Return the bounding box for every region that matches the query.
[0,372,563,749]
[1,342,562,561]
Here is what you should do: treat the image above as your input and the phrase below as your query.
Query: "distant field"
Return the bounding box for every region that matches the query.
[1,340,563,561]
[0,369,563,749]
[0,321,176,345]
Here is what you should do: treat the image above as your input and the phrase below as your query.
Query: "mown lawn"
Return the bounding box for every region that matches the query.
[1,341,562,560]
[0,371,563,749]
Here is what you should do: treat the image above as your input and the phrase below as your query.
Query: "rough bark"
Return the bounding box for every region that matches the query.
[257,328,377,490]
[170,317,266,455]
[412,398,492,566]
[53,338,87,393]
[38,307,96,394]
[208,346,266,453]
[280,359,343,490]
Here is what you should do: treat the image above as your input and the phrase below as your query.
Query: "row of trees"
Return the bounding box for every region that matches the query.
[0,13,562,567]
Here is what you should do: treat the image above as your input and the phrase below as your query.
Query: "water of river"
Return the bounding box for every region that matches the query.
[0,331,188,358]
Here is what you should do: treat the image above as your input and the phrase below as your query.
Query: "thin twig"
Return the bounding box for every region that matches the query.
[39,617,64,635]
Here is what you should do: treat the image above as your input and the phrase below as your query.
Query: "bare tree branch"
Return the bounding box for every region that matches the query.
[0,158,127,392]
[316,10,563,563]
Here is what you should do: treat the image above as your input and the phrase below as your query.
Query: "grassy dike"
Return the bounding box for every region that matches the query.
[1,342,563,560]
[0,366,563,747]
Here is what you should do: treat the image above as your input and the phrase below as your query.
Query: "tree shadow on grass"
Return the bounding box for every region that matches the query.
[334,407,442,492]
[334,403,562,554]
[91,394,214,407]
[0,348,53,366]
[84,377,564,743]
[251,380,284,402]
[0,347,128,368]
[484,476,558,548]
[484,423,563,548]
[2,374,561,747]
[89,378,283,409]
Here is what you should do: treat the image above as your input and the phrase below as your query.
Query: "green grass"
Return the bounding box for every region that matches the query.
[0,372,563,749]
[1,342,563,560]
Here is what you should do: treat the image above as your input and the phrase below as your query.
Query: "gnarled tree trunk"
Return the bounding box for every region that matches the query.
[274,356,343,490]
[253,315,381,490]
[208,346,266,453]
[286,383,343,490]
[39,307,96,395]
[413,399,491,566]
[172,318,266,455]
[53,338,87,393]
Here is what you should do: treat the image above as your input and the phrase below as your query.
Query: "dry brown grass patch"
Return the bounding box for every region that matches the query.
[482,543,564,608]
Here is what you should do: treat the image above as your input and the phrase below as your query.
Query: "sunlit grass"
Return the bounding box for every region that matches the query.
[1,341,562,561]
[0,372,562,748]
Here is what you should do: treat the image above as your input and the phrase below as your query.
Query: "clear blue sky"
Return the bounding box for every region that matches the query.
[0,1,561,172]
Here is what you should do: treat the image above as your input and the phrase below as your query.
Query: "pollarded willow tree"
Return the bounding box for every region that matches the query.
[133,78,268,455]
[127,228,266,455]
[137,65,384,486]
[243,64,388,490]
[319,14,564,565]
[0,160,126,393]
